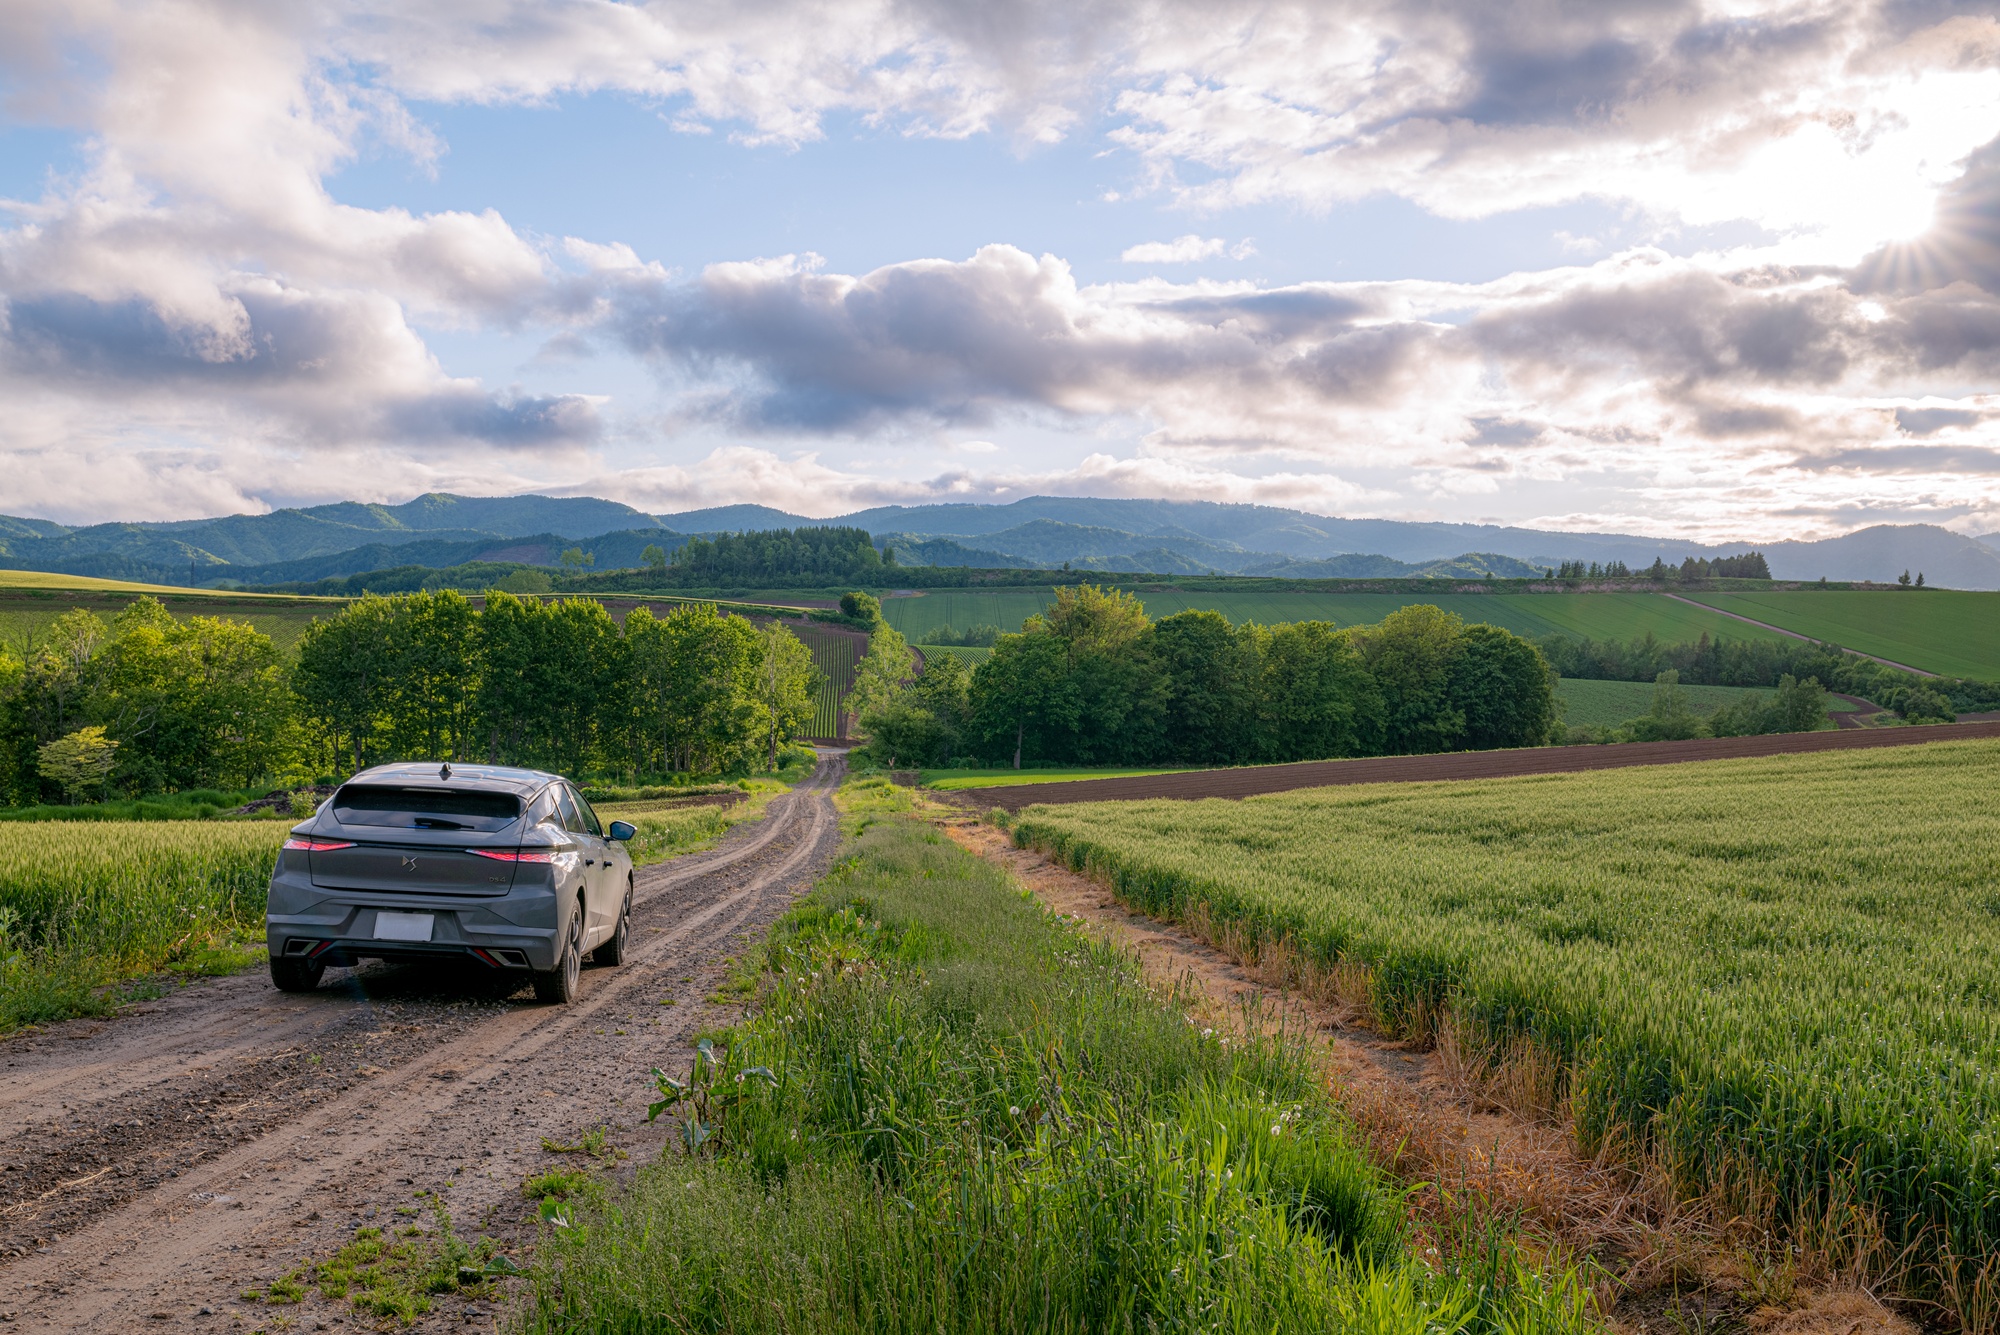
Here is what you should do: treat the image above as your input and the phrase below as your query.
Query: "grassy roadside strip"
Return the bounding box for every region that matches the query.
[518,778,1593,1334]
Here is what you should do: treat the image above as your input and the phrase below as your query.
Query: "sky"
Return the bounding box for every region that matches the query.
[2,2,2000,541]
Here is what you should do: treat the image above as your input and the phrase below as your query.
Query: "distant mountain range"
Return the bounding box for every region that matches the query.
[2,492,1998,588]
[665,498,2000,589]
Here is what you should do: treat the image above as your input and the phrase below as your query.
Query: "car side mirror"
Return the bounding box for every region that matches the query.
[607,820,636,841]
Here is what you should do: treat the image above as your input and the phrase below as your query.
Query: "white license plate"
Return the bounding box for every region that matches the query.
[374,911,435,942]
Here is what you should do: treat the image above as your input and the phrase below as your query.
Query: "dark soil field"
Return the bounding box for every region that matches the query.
[953,719,2000,809]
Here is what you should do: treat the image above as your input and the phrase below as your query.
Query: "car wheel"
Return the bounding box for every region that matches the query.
[533,903,583,1004]
[270,957,324,993]
[594,880,633,966]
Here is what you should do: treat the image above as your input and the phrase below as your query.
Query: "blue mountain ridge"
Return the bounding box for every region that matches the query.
[0,493,1993,588]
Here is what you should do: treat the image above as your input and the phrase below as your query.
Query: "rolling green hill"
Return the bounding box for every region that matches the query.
[1683,590,2000,678]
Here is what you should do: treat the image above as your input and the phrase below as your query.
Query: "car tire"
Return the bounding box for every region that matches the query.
[270,957,324,993]
[594,880,632,966]
[533,903,583,1004]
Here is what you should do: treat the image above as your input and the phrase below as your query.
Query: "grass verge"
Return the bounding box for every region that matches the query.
[518,799,1592,1333]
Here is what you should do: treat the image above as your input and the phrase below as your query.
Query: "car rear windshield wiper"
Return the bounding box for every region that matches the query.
[414,817,471,830]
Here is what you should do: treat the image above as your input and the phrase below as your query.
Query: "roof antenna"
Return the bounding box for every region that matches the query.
[440,762,453,780]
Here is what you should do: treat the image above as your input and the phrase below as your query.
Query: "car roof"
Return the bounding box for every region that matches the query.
[340,763,562,797]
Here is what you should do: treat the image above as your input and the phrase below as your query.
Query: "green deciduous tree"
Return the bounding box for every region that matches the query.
[753,621,821,769]
[622,602,763,774]
[846,624,915,730]
[37,726,118,804]
[1251,621,1382,762]
[95,599,292,791]
[1450,622,1557,750]
[1154,610,1256,765]
[968,630,1079,769]
[1352,603,1467,755]
[1628,670,1704,742]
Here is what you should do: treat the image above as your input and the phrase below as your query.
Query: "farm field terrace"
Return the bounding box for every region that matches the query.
[879,587,1786,645]
[1011,738,2000,1314]
[1684,589,2000,678]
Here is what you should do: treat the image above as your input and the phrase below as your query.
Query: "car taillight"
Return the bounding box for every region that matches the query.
[469,849,554,863]
[283,838,356,851]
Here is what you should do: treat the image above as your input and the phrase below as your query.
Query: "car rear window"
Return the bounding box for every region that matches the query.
[331,785,522,832]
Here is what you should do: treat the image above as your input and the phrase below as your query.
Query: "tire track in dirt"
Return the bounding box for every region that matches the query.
[0,754,845,1332]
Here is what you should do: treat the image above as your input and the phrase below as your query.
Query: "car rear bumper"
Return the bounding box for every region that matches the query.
[273,934,537,970]
[266,897,560,971]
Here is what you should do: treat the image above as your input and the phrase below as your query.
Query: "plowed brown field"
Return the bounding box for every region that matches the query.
[954,719,2000,809]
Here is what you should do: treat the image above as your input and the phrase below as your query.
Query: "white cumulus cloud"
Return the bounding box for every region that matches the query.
[1120,235,1254,263]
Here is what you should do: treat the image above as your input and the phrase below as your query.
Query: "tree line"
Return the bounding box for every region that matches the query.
[1536,630,1985,721]
[1549,552,1770,581]
[0,592,822,805]
[855,588,1559,769]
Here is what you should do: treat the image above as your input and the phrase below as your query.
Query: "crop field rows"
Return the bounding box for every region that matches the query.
[911,643,991,664]
[0,820,286,1027]
[792,625,860,737]
[1010,738,2000,1318]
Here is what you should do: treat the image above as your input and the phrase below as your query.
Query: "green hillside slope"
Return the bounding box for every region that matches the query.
[1684,590,2000,678]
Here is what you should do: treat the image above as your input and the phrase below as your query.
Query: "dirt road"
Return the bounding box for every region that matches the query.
[0,754,845,1333]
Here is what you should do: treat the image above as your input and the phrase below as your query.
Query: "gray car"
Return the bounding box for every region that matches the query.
[265,762,636,1003]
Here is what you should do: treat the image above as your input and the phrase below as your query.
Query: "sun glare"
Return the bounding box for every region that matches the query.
[1676,66,2000,260]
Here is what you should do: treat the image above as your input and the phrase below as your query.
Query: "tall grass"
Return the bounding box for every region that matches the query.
[1012,738,2000,1325]
[519,813,1592,1334]
[0,821,283,1027]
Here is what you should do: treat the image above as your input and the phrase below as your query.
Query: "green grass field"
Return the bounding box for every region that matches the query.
[879,587,1784,646]
[919,765,1194,790]
[0,588,337,655]
[1685,590,2000,678]
[1013,738,2000,1316]
[1553,676,1860,728]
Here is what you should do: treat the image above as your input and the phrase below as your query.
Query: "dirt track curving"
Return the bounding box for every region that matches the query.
[953,720,2000,809]
[0,754,845,1333]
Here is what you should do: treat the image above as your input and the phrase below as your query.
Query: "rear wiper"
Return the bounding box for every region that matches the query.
[414,817,470,830]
